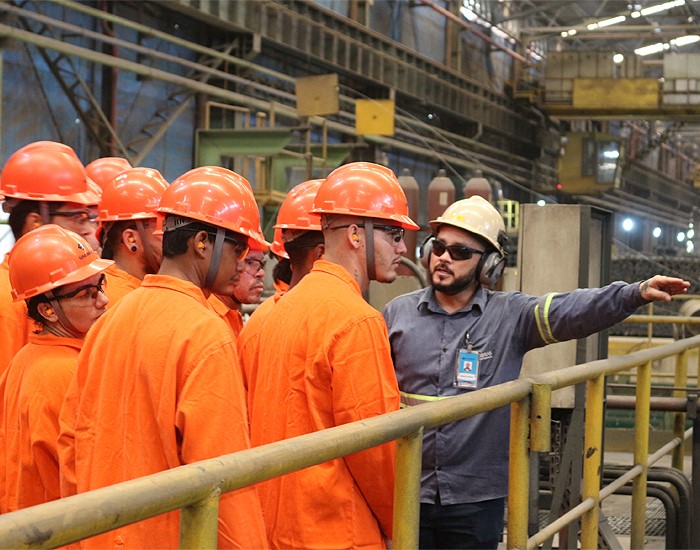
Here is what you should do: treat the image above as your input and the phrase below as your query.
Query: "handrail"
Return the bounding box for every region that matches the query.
[1,335,699,548]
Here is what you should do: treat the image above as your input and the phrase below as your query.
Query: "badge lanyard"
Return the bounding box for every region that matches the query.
[454,332,479,389]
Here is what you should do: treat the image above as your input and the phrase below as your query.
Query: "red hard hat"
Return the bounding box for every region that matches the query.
[312,162,419,230]
[157,166,267,247]
[1,144,100,205]
[86,157,133,189]
[274,179,323,232]
[98,168,169,222]
[9,224,113,301]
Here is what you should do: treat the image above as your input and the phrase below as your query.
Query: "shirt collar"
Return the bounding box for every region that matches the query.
[418,284,487,315]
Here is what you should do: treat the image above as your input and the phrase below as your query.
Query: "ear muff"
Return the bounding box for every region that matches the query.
[418,236,433,269]
[476,251,506,287]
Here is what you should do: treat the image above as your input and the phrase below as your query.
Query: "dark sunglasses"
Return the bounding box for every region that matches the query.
[432,238,485,261]
[53,274,107,301]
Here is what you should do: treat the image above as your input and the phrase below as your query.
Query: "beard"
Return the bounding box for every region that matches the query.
[430,262,477,295]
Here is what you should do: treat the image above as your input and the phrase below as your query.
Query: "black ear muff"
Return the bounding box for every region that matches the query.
[477,251,506,287]
[418,236,434,269]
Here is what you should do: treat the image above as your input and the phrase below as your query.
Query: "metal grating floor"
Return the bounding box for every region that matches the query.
[537,497,666,537]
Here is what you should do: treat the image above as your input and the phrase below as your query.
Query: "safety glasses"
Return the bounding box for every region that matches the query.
[50,210,95,224]
[374,224,405,244]
[53,274,107,301]
[243,257,266,274]
[432,238,485,261]
[328,223,405,244]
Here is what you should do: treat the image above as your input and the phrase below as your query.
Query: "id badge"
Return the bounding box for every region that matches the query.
[454,348,479,389]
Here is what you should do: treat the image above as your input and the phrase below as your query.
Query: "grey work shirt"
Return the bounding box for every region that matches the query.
[382,281,647,505]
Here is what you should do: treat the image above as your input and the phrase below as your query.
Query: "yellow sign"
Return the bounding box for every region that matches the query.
[295,74,339,117]
[356,99,395,136]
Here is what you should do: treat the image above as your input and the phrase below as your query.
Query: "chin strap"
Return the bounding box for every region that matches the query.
[363,219,376,281]
[44,291,81,337]
[204,227,227,290]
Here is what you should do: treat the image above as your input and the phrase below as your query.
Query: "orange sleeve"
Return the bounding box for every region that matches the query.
[329,315,399,539]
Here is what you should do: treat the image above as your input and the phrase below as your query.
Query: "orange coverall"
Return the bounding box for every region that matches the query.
[238,291,283,402]
[208,293,244,337]
[103,263,141,307]
[247,260,399,549]
[0,333,81,512]
[58,274,267,549]
[0,255,32,375]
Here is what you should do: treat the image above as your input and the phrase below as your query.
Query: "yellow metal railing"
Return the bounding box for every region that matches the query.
[1,334,699,549]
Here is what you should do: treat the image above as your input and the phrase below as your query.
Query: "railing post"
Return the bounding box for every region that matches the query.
[393,427,424,550]
[673,349,688,470]
[581,373,604,549]
[530,383,551,453]
[631,360,652,550]
[179,489,220,549]
[508,396,531,550]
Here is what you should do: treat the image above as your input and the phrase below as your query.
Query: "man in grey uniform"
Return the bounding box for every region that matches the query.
[382,196,690,550]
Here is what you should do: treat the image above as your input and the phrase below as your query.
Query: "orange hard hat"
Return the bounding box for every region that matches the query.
[86,157,133,189]
[98,168,169,222]
[9,224,113,301]
[312,162,419,230]
[274,179,323,232]
[269,227,290,259]
[157,166,267,248]
[0,144,100,205]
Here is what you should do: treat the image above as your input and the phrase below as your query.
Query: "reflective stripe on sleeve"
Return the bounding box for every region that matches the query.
[533,292,559,345]
[400,391,453,408]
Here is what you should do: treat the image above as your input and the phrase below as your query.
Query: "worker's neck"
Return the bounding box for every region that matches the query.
[434,284,478,314]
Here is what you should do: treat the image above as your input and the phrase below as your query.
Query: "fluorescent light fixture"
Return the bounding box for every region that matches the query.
[635,42,665,55]
[613,53,625,63]
[598,15,626,27]
[603,150,620,159]
[640,0,685,17]
[672,34,700,46]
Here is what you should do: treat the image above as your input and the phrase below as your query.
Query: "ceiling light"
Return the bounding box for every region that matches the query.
[640,0,686,17]
[587,22,599,30]
[631,11,642,17]
[623,218,635,231]
[598,15,627,27]
[613,53,625,63]
[672,34,700,46]
[653,227,662,238]
[635,42,665,55]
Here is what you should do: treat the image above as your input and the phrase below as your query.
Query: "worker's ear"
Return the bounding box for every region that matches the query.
[314,244,325,260]
[193,231,209,256]
[37,302,58,323]
[122,229,139,253]
[23,212,43,234]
